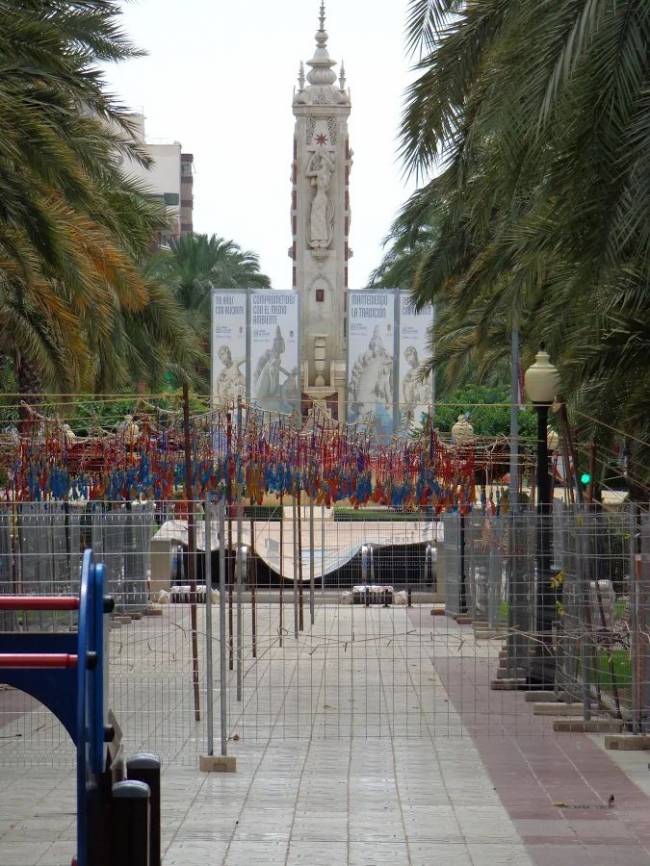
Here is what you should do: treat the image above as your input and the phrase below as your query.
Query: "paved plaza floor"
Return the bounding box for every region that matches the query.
[0,606,649,865]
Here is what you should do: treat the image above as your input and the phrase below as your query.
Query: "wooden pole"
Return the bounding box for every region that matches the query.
[558,401,582,505]
[182,382,201,723]
[309,497,315,626]
[279,494,284,647]
[292,493,299,639]
[250,511,257,659]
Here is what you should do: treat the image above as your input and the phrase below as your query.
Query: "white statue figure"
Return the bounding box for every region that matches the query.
[349,325,394,432]
[214,344,246,405]
[401,346,431,427]
[254,326,298,414]
[306,149,335,249]
[451,413,475,445]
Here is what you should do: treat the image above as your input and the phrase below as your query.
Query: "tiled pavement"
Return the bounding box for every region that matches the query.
[0,607,649,865]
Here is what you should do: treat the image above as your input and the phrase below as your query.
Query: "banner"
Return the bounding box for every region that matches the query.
[398,296,434,430]
[347,291,396,436]
[211,290,248,407]
[250,291,300,414]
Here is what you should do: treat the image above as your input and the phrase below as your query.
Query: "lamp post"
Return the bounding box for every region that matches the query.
[524,347,560,685]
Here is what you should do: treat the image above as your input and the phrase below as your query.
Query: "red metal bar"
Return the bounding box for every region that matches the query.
[0,596,78,611]
[0,654,78,669]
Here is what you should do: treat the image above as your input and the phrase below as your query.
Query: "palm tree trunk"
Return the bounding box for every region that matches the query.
[16,353,42,435]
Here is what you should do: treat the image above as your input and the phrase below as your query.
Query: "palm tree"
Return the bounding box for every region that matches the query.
[149,234,271,384]
[395,0,650,485]
[0,1,199,397]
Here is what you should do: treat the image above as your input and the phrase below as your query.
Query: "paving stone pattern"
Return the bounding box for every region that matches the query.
[0,607,648,865]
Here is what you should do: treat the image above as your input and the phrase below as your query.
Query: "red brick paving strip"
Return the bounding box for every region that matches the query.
[436,643,650,866]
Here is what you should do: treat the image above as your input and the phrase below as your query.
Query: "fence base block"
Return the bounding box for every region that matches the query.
[200,755,237,773]
[524,691,556,702]
[491,678,527,690]
[605,735,650,751]
[533,702,584,716]
[554,720,625,733]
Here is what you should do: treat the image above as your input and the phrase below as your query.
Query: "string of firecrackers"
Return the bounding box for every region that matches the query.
[3,409,477,512]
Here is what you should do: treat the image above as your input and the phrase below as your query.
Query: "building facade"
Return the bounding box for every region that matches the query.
[291,3,351,418]
[180,153,195,237]
[121,113,194,245]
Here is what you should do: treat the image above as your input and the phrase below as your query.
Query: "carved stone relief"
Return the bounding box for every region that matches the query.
[306,149,335,250]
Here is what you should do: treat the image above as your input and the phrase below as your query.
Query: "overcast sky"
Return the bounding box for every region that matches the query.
[104,0,417,288]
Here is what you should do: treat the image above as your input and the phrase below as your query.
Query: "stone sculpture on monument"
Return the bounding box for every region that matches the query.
[307,149,335,249]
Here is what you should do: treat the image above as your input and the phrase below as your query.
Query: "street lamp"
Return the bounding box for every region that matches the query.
[524,346,560,685]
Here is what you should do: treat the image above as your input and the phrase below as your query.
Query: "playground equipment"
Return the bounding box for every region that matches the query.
[0,549,160,866]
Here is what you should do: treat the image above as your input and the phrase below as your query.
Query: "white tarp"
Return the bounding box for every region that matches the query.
[250,290,300,414]
[211,290,247,406]
[347,290,396,436]
[398,296,434,431]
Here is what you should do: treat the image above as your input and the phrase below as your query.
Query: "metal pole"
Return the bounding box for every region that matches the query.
[292,493,299,639]
[534,402,554,686]
[459,514,467,615]
[226,411,234,671]
[506,325,520,672]
[236,400,243,702]
[236,543,244,705]
[309,497,315,626]
[362,544,370,607]
[630,503,640,733]
[509,324,520,513]
[204,501,214,756]
[182,382,201,722]
[321,505,325,592]
[576,504,592,720]
[297,488,304,631]
[218,501,228,756]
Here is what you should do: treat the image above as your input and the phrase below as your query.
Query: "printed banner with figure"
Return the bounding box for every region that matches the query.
[211,290,248,407]
[398,296,434,430]
[250,291,300,415]
[347,291,396,436]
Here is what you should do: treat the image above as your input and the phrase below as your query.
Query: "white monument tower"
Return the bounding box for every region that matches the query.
[290,3,352,419]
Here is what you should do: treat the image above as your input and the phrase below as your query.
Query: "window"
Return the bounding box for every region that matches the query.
[164,192,180,206]
[316,289,325,302]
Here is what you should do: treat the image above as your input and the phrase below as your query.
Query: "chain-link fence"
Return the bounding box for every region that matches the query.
[0,499,649,768]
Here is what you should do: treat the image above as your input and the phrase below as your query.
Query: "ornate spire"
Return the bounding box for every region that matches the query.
[298,61,305,91]
[339,61,346,91]
[307,1,337,86]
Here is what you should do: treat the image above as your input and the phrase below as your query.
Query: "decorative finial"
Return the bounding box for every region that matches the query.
[339,60,346,91]
[298,61,305,91]
[307,0,337,86]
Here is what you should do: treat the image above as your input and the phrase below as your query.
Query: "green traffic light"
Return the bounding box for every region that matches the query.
[580,472,591,485]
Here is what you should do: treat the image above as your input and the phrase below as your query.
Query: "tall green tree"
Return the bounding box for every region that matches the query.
[149,234,271,384]
[393,0,650,484]
[0,0,198,396]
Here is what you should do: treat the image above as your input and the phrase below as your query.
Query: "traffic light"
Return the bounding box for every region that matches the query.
[580,472,591,486]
